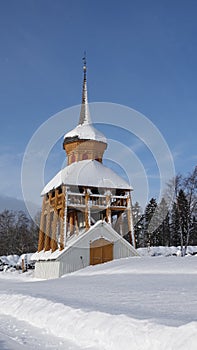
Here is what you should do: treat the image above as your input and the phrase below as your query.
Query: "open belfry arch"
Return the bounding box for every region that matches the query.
[32,58,139,279]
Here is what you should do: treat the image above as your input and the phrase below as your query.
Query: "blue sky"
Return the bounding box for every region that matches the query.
[0,0,196,208]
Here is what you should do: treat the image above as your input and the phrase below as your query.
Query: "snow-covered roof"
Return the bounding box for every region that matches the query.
[64,123,107,144]
[31,220,138,261]
[41,159,132,195]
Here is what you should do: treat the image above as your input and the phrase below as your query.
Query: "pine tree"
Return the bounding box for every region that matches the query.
[156,198,170,246]
[183,166,197,250]
[170,202,180,246]
[165,167,196,252]
[133,204,143,247]
[134,214,145,248]
[189,216,197,245]
[132,202,142,225]
[177,189,190,256]
[132,202,144,248]
[144,198,157,246]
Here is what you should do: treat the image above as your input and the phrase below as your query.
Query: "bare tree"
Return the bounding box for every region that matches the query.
[0,210,40,256]
[181,166,197,254]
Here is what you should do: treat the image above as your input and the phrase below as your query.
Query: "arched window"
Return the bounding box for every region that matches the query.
[82,153,88,160]
[71,154,76,163]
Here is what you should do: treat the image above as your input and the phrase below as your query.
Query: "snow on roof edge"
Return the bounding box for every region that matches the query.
[31,221,139,262]
[63,123,107,144]
[41,160,132,196]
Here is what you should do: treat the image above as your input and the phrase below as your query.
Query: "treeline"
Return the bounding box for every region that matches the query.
[0,167,196,257]
[0,210,39,255]
[132,166,197,255]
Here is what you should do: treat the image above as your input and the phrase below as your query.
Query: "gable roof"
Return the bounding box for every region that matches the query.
[31,220,139,262]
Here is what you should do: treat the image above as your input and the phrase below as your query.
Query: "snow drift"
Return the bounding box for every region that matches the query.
[0,293,196,350]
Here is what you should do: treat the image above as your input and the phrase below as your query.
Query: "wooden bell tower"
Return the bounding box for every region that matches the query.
[37,58,135,254]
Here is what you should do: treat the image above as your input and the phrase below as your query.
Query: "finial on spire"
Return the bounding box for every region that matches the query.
[82,51,87,73]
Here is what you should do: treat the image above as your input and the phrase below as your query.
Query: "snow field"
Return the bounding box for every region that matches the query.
[0,294,197,350]
[0,292,196,350]
[0,315,82,350]
[0,256,197,349]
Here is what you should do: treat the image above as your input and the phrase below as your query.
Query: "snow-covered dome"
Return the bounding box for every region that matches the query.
[41,159,131,195]
[64,123,107,144]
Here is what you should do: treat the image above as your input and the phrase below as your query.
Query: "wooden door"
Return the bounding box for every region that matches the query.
[90,238,113,265]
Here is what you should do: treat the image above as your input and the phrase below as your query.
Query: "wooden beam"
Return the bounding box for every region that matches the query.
[118,212,123,237]
[59,208,64,250]
[44,201,51,251]
[74,211,79,235]
[51,211,58,252]
[63,186,68,247]
[106,194,111,224]
[69,211,74,236]
[59,186,66,250]
[51,189,58,252]
[38,196,46,252]
[85,190,90,231]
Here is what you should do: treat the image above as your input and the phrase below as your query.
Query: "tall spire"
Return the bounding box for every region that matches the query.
[78,53,91,125]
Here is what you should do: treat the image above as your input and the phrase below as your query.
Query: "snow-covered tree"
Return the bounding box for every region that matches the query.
[132,202,144,248]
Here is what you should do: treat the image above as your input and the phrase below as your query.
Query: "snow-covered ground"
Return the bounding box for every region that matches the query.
[0,255,197,349]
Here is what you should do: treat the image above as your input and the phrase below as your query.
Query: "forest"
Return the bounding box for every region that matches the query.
[132,166,197,255]
[0,210,39,256]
